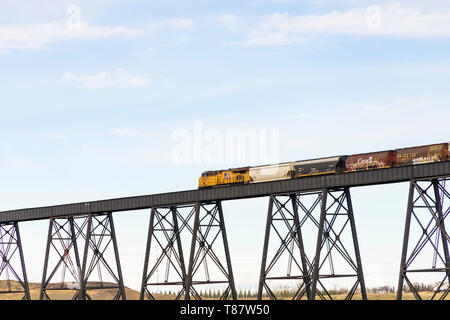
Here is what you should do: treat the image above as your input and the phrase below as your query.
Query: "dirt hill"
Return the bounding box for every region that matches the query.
[0,281,447,300]
[0,280,145,300]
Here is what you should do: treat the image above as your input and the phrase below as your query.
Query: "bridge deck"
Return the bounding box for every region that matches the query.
[0,161,449,223]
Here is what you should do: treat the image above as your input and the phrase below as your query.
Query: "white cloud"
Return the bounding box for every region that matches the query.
[112,128,138,138]
[167,18,194,30]
[260,5,450,36]
[227,3,450,46]
[60,68,151,89]
[0,1,122,23]
[216,14,241,31]
[0,16,193,52]
[0,21,143,51]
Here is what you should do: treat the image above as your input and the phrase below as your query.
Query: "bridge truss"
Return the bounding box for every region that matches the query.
[0,162,449,300]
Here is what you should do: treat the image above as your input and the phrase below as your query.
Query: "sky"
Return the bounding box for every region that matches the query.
[0,0,449,296]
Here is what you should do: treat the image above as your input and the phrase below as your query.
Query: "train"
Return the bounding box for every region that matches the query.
[198,142,449,188]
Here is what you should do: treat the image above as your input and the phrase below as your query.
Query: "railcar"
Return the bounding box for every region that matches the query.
[345,151,396,172]
[293,156,346,177]
[396,143,448,166]
[249,162,295,183]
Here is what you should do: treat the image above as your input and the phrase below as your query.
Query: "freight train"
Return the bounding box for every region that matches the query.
[198,142,449,188]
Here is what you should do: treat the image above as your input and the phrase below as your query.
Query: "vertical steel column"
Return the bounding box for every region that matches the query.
[79,214,92,300]
[217,201,237,300]
[0,222,31,300]
[172,205,188,298]
[108,212,126,300]
[14,222,31,300]
[40,218,54,300]
[310,188,328,300]
[432,179,450,282]
[185,202,200,300]
[68,217,82,299]
[291,194,312,300]
[140,208,155,300]
[257,195,274,300]
[345,188,367,300]
[397,180,416,300]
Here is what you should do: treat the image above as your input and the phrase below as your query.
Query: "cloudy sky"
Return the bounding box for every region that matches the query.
[0,0,449,295]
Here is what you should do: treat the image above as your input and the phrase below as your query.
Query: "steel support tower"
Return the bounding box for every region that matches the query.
[0,222,30,299]
[140,205,193,300]
[397,177,450,300]
[257,191,322,300]
[258,188,367,300]
[140,201,236,300]
[310,188,367,300]
[40,212,126,300]
[40,215,85,299]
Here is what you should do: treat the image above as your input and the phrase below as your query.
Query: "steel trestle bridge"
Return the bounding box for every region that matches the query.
[0,161,449,300]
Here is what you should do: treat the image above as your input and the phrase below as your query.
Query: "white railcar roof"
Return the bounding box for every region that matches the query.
[208,156,344,173]
[292,156,341,166]
[248,156,343,170]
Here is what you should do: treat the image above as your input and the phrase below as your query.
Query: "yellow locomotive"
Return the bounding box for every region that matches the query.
[199,167,250,188]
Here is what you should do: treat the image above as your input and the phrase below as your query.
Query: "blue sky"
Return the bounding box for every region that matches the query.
[0,0,449,294]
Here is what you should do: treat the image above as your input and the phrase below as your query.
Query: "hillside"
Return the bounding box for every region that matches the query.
[0,281,447,300]
[0,280,145,300]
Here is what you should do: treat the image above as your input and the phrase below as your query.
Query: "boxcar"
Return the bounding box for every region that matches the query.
[293,156,346,177]
[396,143,448,166]
[345,150,396,172]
